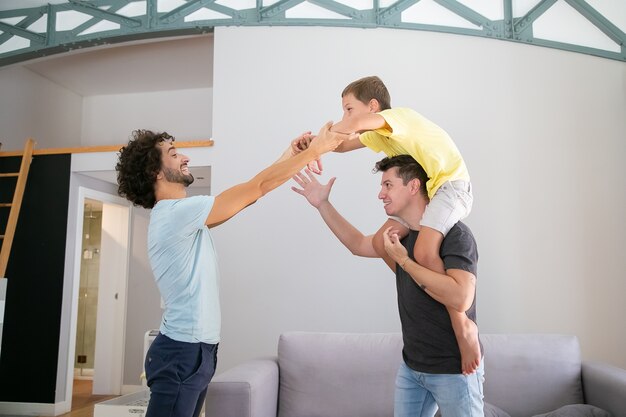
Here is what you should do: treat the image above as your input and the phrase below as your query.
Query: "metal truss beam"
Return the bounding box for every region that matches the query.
[68,0,142,27]
[0,0,624,67]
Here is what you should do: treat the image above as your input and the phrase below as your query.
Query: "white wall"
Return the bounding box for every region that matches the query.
[210,26,626,372]
[3,23,625,399]
[0,66,82,151]
[81,88,213,145]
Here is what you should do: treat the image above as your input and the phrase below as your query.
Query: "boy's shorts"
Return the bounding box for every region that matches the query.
[420,180,473,236]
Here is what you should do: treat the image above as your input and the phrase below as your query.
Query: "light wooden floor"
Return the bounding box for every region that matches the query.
[45,379,117,417]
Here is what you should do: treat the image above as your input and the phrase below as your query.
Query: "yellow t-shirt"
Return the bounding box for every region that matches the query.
[359,107,469,199]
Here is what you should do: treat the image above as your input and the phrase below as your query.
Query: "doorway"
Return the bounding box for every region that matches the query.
[74,199,103,380]
[66,187,131,407]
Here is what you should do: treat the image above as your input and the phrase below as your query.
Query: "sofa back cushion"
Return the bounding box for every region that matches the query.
[278,332,403,417]
[481,334,584,417]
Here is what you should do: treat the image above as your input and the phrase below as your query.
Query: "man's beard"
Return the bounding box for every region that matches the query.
[163,167,194,186]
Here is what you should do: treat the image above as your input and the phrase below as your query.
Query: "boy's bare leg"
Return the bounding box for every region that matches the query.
[414,226,481,375]
[413,226,445,272]
[374,219,409,269]
[448,308,481,375]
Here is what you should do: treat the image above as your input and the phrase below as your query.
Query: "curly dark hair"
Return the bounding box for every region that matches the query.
[116,130,174,209]
[374,155,429,199]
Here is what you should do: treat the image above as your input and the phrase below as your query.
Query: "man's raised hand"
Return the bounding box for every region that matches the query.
[291,169,336,209]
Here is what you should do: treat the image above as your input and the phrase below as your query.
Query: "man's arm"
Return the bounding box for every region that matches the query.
[205,123,346,228]
[314,195,377,258]
[383,228,475,312]
[291,170,395,265]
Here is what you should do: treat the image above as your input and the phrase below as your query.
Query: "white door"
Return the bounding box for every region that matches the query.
[92,202,130,395]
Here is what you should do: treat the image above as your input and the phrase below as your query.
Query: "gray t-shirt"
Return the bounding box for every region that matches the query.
[396,221,479,374]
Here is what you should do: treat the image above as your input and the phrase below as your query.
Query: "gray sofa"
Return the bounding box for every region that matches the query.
[205,332,626,417]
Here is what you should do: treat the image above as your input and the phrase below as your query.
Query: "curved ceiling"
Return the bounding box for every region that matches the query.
[23,34,213,95]
[0,0,624,67]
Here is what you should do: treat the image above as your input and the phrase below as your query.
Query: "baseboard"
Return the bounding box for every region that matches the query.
[121,384,145,395]
[0,399,69,416]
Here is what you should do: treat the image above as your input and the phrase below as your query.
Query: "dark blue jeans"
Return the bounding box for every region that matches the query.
[145,333,218,417]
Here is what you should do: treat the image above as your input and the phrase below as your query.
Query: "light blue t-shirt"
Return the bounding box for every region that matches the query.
[147,195,220,344]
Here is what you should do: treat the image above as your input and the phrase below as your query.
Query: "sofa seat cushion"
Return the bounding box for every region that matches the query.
[435,401,512,417]
[278,332,403,417]
[532,404,613,417]
[484,402,513,417]
[481,334,584,417]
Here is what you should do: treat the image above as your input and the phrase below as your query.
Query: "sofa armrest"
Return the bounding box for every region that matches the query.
[582,360,626,417]
[204,357,279,417]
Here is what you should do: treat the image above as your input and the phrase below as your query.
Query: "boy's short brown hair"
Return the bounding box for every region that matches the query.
[342,76,391,110]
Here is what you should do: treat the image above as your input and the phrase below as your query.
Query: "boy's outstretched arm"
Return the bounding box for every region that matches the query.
[330,112,387,153]
[296,112,388,156]
[331,112,387,135]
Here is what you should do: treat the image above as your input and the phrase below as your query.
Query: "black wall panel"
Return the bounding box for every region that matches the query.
[0,154,71,403]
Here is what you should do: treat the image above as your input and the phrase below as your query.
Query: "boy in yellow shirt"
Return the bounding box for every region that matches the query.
[297,76,479,374]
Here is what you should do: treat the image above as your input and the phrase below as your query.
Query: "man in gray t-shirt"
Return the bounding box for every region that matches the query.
[292,155,484,417]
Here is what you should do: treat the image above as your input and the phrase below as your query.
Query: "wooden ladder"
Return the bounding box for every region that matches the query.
[0,139,35,278]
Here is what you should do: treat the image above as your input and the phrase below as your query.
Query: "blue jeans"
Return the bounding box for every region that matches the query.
[394,361,484,417]
[145,333,218,417]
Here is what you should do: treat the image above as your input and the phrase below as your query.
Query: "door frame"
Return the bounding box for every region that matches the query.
[64,186,131,406]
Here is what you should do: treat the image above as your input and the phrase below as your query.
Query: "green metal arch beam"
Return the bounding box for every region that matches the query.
[0,0,624,67]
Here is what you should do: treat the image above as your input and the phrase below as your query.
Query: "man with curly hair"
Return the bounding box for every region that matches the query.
[116,123,345,417]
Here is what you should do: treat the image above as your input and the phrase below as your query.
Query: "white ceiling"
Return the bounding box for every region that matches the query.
[1,1,214,96]
[23,35,214,96]
[5,23,215,186]
[15,33,215,186]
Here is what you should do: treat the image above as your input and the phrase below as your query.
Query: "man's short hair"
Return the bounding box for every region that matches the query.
[342,76,391,110]
[374,155,429,198]
[116,130,173,209]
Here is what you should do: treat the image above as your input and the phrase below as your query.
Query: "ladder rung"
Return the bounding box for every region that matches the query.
[0,173,19,178]
[0,138,35,278]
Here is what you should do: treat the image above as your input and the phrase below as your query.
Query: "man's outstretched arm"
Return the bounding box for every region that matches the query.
[291,169,383,259]
[206,123,346,228]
